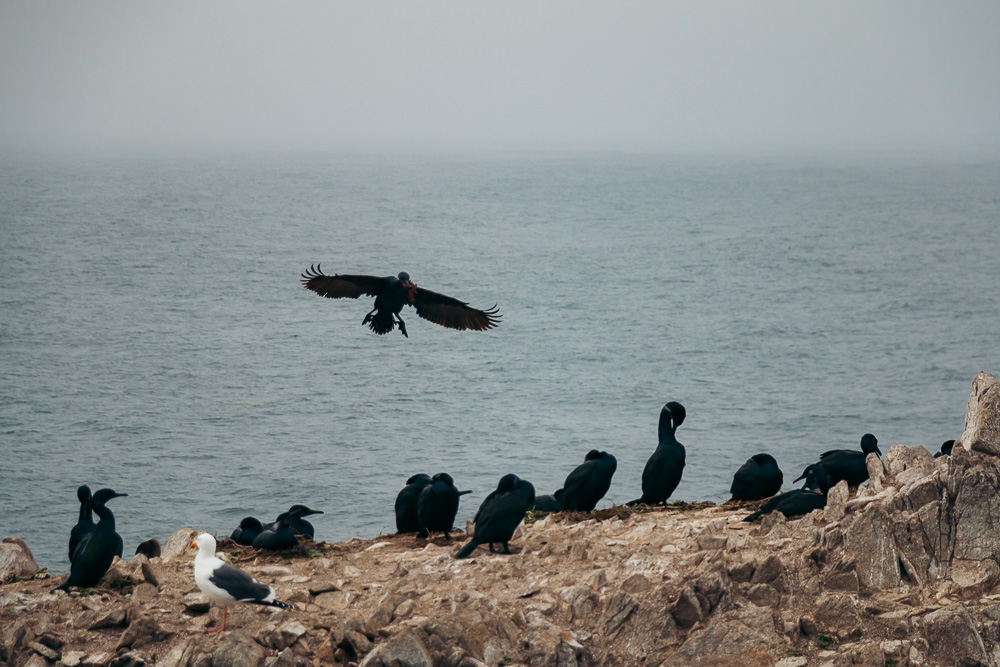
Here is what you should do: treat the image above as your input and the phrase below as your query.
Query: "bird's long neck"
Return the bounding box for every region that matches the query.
[79,501,92,524]
[93,504,116,532]
[658,410,675,444]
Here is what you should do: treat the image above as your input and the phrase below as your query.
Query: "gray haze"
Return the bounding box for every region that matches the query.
[2,1,999,155]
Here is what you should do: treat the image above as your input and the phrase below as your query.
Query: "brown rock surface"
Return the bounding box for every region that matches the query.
[8,387,1000,665]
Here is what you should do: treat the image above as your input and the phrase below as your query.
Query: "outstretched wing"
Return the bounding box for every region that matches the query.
[301,264,387,299]
[411,286,501,331]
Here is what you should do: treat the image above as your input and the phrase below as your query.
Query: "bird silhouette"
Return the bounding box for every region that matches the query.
[301,265,500,337]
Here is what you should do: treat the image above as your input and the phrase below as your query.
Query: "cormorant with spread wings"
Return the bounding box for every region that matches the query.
[301,265,501,338]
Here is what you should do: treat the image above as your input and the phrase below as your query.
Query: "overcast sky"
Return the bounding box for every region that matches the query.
[1,1,998,155]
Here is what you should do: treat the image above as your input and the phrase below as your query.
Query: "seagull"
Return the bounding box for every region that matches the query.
[301,265,501,337]
[191,533,292,635]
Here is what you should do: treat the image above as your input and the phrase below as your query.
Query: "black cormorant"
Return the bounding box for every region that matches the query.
[631,401,687,505]
[301,266,501,337]
[561,450,617,512]
[456,474,535,558]
[730,453,784,501]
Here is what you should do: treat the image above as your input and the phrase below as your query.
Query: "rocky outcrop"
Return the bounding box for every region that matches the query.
[5,372,1000,666]
[0,537,38,582]
[964,371,1000,456]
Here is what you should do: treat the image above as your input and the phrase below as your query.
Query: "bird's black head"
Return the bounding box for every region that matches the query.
[432,472,454,486]
[398,271,411,285]
[274,512,292,527]
[239,517,264,530]
[860,433,881,457]
[77,485,92,503]
[584,449,602,461]
[288,504,324,517]
[807,464,832,494]
[406,473,432,486]
[751,453,778,467]
[665,402,686,427]
[496,473,519,492]
[553,488,566,503]
[90,488,127,507]
[941,440,956,453]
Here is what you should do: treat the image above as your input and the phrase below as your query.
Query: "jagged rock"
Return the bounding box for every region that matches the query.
[116,614,160,649]
[750,555,788,593]
[746,583,780,608]
[843,503,900,590]
[24,655,49,667]
[157,638,196,667]
[0,537,39,580]
[265,649,298,667]
[109,652,146,667]
[358,630,433,667]
[88,608,127,630]
[214,631,265,667]
[278,620,307,649]
[814,594,862,639]
[28,641,59,661]
[825,481,850,522]
[922,607,989,665]
[962,371,1000,456]
[131,582,158,603]
[183,593,210,613]
[61,650,87,666]
[161,529,200,562]
[680,605,779,663]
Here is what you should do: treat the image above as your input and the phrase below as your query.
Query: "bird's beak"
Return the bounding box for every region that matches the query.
[190,542,197,549]
[306,510,324,516]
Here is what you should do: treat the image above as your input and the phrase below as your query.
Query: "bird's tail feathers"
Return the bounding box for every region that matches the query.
[366,310,395,335]
[257,599,293,609]
[455,540,479,559]
[743,511,763,523]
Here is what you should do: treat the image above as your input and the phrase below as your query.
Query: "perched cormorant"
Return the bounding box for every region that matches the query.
[561,450,617,512]
[68,485,92,562]
[795,433,882,489]
[54,488,128,591]
[301,265,501,337]
[134,538,161,559]
[631,402,687,506]
[395,474,433,533]
[744,465,832,522]
[417,472,462,539]
[935,440,956,458]
[265,505,323,539]
[456,474,536,559]
[252,514,298,550]
[191,533,292,636]
[729,453,784,501]
[530,489,565,513]
[230,517,265,546]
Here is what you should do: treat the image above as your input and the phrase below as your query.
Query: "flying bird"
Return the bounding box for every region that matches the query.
[191,533,292,635]
[301,265,501,337]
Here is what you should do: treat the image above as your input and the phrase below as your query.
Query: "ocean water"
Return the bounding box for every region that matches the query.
[1,152,998,572]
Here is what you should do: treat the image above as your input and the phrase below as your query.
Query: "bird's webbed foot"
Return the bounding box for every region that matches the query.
[396,316,408,338]
[489,543,500,554]
[502,542,512,554]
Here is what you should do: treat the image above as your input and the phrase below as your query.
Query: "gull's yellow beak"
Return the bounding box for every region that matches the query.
[190,542,197,549]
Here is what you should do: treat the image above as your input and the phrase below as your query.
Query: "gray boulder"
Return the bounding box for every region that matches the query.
[962,371,1000,456]
[0,537,38,581]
